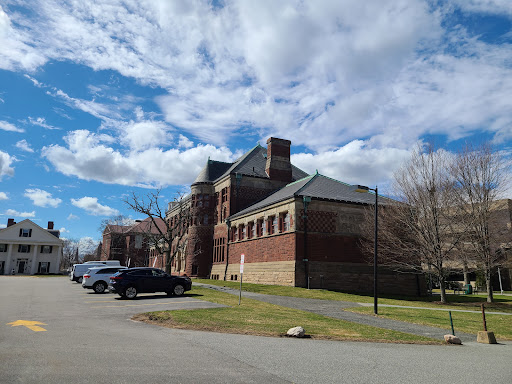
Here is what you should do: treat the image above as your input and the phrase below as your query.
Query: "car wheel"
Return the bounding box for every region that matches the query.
[93,281,106,293]
[125,286,138,299]
[173,284,185,297]
[77,276,83,284]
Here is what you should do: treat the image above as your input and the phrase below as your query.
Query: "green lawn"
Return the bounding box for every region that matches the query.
[194,278,512,313]
[348,306,512,340]
[134,286,442,344]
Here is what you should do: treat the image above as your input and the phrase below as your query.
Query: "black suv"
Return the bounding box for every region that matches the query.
[108,268,192,299]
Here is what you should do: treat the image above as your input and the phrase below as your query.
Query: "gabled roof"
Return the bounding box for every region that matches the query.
[229,173,394,219]
[192,144,308,185]
[105,218,166,235]
[0,219,63,243]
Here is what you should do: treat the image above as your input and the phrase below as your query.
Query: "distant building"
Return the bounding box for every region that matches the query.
[0,218,63,275]
[165,137,425,295]
[101,218,166,267]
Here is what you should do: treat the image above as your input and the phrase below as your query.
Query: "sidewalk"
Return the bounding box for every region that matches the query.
[195,283,483,343]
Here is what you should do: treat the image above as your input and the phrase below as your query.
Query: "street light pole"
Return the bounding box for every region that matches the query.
[354,184,378,315]
[373,186,378,315]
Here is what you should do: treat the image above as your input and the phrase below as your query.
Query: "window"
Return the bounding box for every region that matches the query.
[221,187,228,203]
[214,238,225,262]
[40,245,53,254]
[272,216,277,234]
[203,214,209,225]
[0,244,7,252]
[135,235,143,249]
[284,212,290,231]
[231,227,238,241]
[38,262,50,274]
[18,244,31,253]
[19,228,32,237]
[247,222,253,239]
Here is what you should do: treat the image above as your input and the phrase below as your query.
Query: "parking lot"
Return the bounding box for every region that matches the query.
[2,275,512,384]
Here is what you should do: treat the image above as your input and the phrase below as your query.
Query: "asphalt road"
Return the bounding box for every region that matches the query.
[1,276,511,384]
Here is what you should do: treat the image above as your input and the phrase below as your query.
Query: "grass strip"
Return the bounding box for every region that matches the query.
[348,306,512,340]
[134,286,442,344]
[194,279,512,313]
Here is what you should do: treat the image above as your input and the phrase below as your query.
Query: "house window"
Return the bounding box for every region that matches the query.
[204,214,209,225]
[221,188,228,203]
[18,244,31,253]
[238,224,245,240]
[19,228,32,237]
[272,216,277,234]
[40,245,53,254]
[231,227,237,241]
[38,262,50,274]
[0,244,7,252]
[135,235,143,249]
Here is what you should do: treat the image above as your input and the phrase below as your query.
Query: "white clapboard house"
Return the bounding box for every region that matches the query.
[0,219,63,275]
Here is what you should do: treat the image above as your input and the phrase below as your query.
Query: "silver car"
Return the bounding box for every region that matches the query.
[82,266,127,293]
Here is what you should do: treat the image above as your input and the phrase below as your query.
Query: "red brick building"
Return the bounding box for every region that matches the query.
[101,218,166,267]
[166,137,426,295]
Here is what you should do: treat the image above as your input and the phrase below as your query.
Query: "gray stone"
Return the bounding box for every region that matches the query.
[444,334,462,345]
[287,326,306,337]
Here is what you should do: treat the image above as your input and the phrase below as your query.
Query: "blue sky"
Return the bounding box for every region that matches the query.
[1,0,512,250]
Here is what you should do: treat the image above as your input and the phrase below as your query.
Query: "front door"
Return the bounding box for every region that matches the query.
[0,261,4,275]
[16,259,29,274]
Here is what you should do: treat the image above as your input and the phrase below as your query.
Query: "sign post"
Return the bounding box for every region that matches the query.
[239,254,244,305]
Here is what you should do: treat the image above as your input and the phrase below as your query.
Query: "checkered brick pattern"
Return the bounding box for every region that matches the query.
[299,210,337,233]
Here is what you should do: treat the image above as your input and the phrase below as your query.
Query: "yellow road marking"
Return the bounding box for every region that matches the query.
[7,320,47,332]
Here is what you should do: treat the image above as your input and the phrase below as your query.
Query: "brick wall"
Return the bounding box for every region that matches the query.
[228,233,296,264]
[296,262,427,295]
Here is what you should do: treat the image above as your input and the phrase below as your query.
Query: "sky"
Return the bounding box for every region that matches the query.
[1,0,512,250]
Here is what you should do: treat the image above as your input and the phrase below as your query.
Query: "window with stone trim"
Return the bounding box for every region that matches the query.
[247,222,254,239]
[0,244,7,252]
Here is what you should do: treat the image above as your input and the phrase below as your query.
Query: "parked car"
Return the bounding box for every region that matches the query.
[108,268,192,299]
[70,260,122,283]
[82,266,128,293]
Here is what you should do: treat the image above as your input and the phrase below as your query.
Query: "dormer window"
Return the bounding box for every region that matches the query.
[19,228,32,237]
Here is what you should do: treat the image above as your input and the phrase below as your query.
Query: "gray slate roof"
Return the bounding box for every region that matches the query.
[193,145,308,185]
[229,173,393,219]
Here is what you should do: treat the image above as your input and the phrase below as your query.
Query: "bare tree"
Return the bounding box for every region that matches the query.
[451,142,511,303]
[124,190,192,274]
[98,215,135,234]
[61,238,80,271]
[362,143,464,303]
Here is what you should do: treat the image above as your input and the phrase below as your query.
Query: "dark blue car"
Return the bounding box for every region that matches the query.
[108,267,192,299]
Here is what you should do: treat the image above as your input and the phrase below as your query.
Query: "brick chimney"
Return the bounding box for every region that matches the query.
[7,218,15,227]
[265,137,292,182]
[47,221,54,230]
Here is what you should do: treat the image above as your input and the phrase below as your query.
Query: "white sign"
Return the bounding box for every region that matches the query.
[240,254,245,274]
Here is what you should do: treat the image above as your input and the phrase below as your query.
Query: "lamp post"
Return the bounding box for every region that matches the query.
[354,185,378,315]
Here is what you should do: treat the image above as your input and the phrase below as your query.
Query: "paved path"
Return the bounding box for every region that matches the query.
[195,283,488,343]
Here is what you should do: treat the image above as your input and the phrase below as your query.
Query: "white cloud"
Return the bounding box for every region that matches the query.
[0,192,8,200]
[291,140,411,190]
[0,6,47,71]
[59,227,68,233]
[28,117,59,130]
[4,209,36,218]
[0,120,24,133]
[0,151,15,179]
[16,139,34,153]
[0,1,511,175]
[42,130,235,186]
[24,188,62,208]
[71,196,119,216]
[67,213,79,220]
